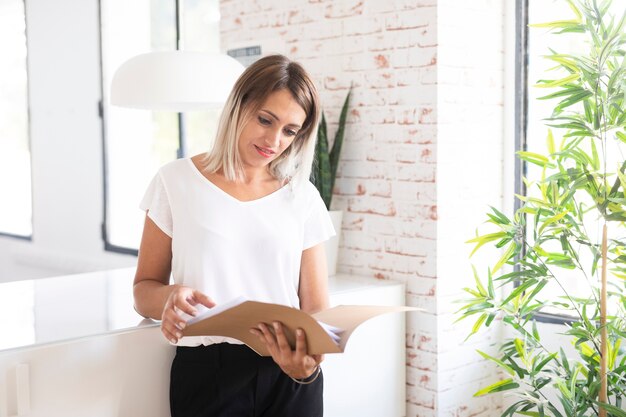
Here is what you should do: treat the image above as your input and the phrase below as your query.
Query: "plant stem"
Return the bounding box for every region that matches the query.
[599,224,608,416]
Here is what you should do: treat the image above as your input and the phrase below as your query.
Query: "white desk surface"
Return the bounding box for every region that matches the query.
[0,268,401,353]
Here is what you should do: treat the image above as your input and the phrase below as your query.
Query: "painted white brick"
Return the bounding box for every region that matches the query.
[385,236,433,258]
[363,69,396,89]
[337,160,386,179]
[396,162,436,183]
[385,9,431,31]
[341,230,384,252]
[407,385,437,409]
[342,14,384,36]
[395,202,437,222]
[348,196,397,217]
[395,85,437,105]
[407,310,438,335]
[392,180,436,202]
[408,366,438,391]
[407,293,437,315]
[407,403,437,417]
[324,0,365,19]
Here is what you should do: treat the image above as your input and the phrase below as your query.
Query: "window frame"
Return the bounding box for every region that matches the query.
[97,0,184,256]
[515,0,579,325]
[0,0,34,241]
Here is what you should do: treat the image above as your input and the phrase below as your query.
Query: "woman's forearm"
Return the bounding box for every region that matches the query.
[133,279,179,320]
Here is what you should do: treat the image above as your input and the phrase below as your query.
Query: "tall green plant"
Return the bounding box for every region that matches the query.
[311,89,352,209]
[457,1,626,416]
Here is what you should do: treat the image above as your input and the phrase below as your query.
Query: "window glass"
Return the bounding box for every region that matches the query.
[0,0,32,238]
[526,0,623,312]
[101,0,220,251]
[181,0,222,158]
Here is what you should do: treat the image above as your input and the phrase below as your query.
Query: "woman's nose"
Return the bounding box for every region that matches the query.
[265,128,282,147]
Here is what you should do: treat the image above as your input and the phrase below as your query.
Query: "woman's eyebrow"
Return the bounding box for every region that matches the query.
[261,109,302,128]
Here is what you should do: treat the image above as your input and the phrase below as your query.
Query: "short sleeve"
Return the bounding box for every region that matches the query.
[302,188,336,250]
[139,171,173,237]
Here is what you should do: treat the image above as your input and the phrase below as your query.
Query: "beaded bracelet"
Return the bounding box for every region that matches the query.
[290,365,321,385]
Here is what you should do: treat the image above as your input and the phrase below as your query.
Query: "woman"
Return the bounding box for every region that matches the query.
[133,54,334,417]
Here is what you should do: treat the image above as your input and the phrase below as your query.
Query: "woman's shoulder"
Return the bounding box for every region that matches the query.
[288,179,325,206]
[158,155,200,178]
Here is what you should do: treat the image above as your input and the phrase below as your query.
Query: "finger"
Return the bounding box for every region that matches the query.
[312,354,324,365]
[172,295,199,318]
[257,323,277,346]
[192,291,216,309]
[163,307,188,330]
[273,322,292,353]
[161,317,183,339]
[160,324,181,344]
[294,328,307,357]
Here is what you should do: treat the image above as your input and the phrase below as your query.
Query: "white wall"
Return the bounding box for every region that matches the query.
[0,0,136,283]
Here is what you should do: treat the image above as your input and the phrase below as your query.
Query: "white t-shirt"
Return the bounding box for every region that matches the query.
[140,158,335,346]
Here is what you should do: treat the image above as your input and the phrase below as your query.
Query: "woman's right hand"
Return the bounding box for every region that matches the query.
[161,286,215,344]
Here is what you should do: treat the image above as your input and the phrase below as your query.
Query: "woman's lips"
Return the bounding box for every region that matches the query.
[254,145,275,158]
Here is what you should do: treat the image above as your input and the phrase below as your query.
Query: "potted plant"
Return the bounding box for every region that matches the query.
[457,1,626,416]
[311,88,352,276]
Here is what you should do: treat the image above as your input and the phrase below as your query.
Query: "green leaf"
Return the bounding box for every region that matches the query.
[546,129,555,155]
[476,350,516,376]
[596,402,626,417]
[514,338,526,363]
[501,278,537,305]
[590,139,599,171]
[532,320,540,341]
[538,211,568,235]
[468,313,487,337]
[530,20,581,29]
[466,232,508,257]
[534,73,580,88]
[487,269,495,299]
[472,265,488,297]
[488,206,511,225]
[555,90,594,113]
[518,151,551,167]
[328,89,352,199]
[531,353,557,375]
[566,0,582,21]
[493,242,517,274]
[474,378,519,397]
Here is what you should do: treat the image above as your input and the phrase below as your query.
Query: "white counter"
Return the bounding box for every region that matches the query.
[0,268,407,417]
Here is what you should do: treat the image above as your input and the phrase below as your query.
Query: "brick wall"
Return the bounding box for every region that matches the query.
[220,1,508,416]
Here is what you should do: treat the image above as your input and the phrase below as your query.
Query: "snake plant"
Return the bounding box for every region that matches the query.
[311,89,351,210]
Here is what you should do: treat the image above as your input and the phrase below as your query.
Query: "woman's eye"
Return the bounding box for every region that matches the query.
[258,116,271,125]
[285,129,298,137]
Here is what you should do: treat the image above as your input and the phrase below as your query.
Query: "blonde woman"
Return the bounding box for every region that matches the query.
[133,54,334,417]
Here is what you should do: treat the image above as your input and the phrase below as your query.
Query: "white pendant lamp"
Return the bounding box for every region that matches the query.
[110,51,244,111]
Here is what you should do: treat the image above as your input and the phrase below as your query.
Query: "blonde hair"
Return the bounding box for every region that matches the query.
[202,55,320,187]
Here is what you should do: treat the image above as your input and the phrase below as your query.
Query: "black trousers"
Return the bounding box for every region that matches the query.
[170,343,324,417]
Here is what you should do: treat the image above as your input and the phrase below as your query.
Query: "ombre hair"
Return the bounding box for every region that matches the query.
[202,54,320,188]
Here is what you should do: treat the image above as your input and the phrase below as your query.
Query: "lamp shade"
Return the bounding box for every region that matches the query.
[110,51,245,111]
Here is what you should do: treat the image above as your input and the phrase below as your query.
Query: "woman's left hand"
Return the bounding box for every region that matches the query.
[251,322,322,379]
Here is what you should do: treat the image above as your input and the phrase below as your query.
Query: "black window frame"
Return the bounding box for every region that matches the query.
[515,0,575,325]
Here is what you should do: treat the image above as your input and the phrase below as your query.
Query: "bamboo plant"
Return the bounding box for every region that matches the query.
[457,1,626,416]
[310,89,351,210]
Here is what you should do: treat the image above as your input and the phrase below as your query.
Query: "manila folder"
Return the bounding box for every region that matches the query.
[182,300,419,356]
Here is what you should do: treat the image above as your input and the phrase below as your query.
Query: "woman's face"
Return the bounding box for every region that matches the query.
[238,89,307,172]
